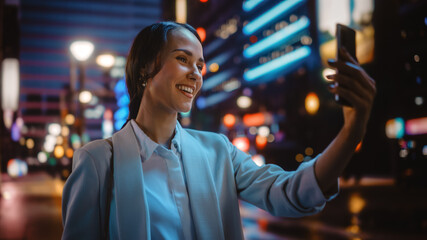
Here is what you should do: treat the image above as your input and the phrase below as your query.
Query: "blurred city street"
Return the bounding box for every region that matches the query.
[1,172,427,240]
[0,0,426,239]
[0,172,63,240]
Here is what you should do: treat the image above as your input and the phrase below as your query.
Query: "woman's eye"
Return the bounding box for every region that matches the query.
[177,56,187,63]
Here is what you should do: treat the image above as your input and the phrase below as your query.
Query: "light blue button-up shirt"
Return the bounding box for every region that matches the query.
[130,120,196,239]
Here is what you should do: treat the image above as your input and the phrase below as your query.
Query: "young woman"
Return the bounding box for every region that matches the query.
[62,21,376,240]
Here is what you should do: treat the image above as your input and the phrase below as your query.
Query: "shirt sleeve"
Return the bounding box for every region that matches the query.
[62,148,102,240]
[220,134,339,217]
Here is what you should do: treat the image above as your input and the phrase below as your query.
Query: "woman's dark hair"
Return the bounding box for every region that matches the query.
[124,21,201,126]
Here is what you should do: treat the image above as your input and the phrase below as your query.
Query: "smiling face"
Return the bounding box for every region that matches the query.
[142,27,204,114]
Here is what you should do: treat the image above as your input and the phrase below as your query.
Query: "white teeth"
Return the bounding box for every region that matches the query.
[177,85,194,94]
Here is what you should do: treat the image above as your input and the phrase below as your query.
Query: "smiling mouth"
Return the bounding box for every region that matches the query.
[176,84,195,98]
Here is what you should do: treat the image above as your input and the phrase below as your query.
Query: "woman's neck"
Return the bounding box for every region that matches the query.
[135,98,177,147]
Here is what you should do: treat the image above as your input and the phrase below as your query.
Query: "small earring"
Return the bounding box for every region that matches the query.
[140,74,147,87]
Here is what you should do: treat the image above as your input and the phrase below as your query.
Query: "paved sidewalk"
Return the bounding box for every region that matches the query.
[0,172,64,240]
[1,173,427,240]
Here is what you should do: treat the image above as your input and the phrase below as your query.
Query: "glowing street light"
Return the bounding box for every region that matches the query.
[96,54,115,68]
[69,40,94,138]
[79,90,93,104]
[70,41,94,62]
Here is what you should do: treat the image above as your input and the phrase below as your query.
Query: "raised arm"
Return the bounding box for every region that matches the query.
[315,47,377,195]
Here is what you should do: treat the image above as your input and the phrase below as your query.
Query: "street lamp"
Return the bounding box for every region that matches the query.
[69,40,94,138]
[70,41,94,62]
[96,54,115,68]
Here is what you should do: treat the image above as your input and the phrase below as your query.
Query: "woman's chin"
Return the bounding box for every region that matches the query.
[177,105,192,114]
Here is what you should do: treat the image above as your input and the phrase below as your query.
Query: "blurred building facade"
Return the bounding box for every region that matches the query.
[0,0,162,176]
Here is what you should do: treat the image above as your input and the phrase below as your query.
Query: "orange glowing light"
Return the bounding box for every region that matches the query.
[305,92,319,115]
[243,113,265,126]
[196,27,206,42]
[255,135,267,149]
[257,218,268,231]
[232,137,250,152]
[201,63,207,76]
[355,141,362,152]
[223,114,236,128]
[200,0,208,2]
[249,35,258,43]
[65,148,74,158]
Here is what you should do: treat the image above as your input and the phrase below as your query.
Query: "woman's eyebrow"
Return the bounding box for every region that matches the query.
[172,48,205,63]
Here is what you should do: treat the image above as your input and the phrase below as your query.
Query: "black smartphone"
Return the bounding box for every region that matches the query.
[335,23,356,106]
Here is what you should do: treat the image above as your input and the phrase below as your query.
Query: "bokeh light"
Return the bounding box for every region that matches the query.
[322,68,336,82]
[305,147,313,156]
[79,90,93,104]
[64,114,75,125]
[255,135,267,149]
[7,159,28,178]
[252,154,265,166]
[232,137,250,152]
[385,118,405,139]
[223,114,236,128]
[349,193,366,214]
[26,138,35,149]
[237,96,252,109]
[48,123,61,136]
[295,153,304,162]
[69,40,94,61]
[96,54,115,68]
[258,126,270,137]
[196,27,206,42]
[305,92,319,115]
[37,152,48,163]
[54,145,65,158]
[209,63,219,72]
[65,148,74,158]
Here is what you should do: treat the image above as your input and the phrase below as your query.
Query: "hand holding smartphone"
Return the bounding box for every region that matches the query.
[335,24,356,106]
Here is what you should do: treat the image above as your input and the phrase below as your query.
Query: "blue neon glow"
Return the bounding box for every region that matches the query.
[243,0,263,12]
[202,69,237,91]
[197,92,233,109]
[114,107,129,121]
[244,46,311,81]
[243,0,304,35]
[114,119,126,131]
[244,17,309,58]
[114,78,127,96]
[117,94,130,107]
[196,97,206,109]
[206,50,235,68]
[395,117,405,139]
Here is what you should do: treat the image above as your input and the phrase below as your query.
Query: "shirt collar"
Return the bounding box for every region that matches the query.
[130,119,182,160]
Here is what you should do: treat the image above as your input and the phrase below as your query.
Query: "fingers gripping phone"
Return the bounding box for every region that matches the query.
[335,23,356,106]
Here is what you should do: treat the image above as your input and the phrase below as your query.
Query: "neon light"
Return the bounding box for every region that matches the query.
[244,17,310,58]
[243,0,304,35]
[232,137,250,152]
[243,112,273,126]
[196,92,233,109]
[117,94,130,107]
[114,107,129,121]
[385,118,405,139]
[244,46,311,82]
[206,50,235,67]
[406,117,427,135]
[202,69,236,91]
[243,0,263,12]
